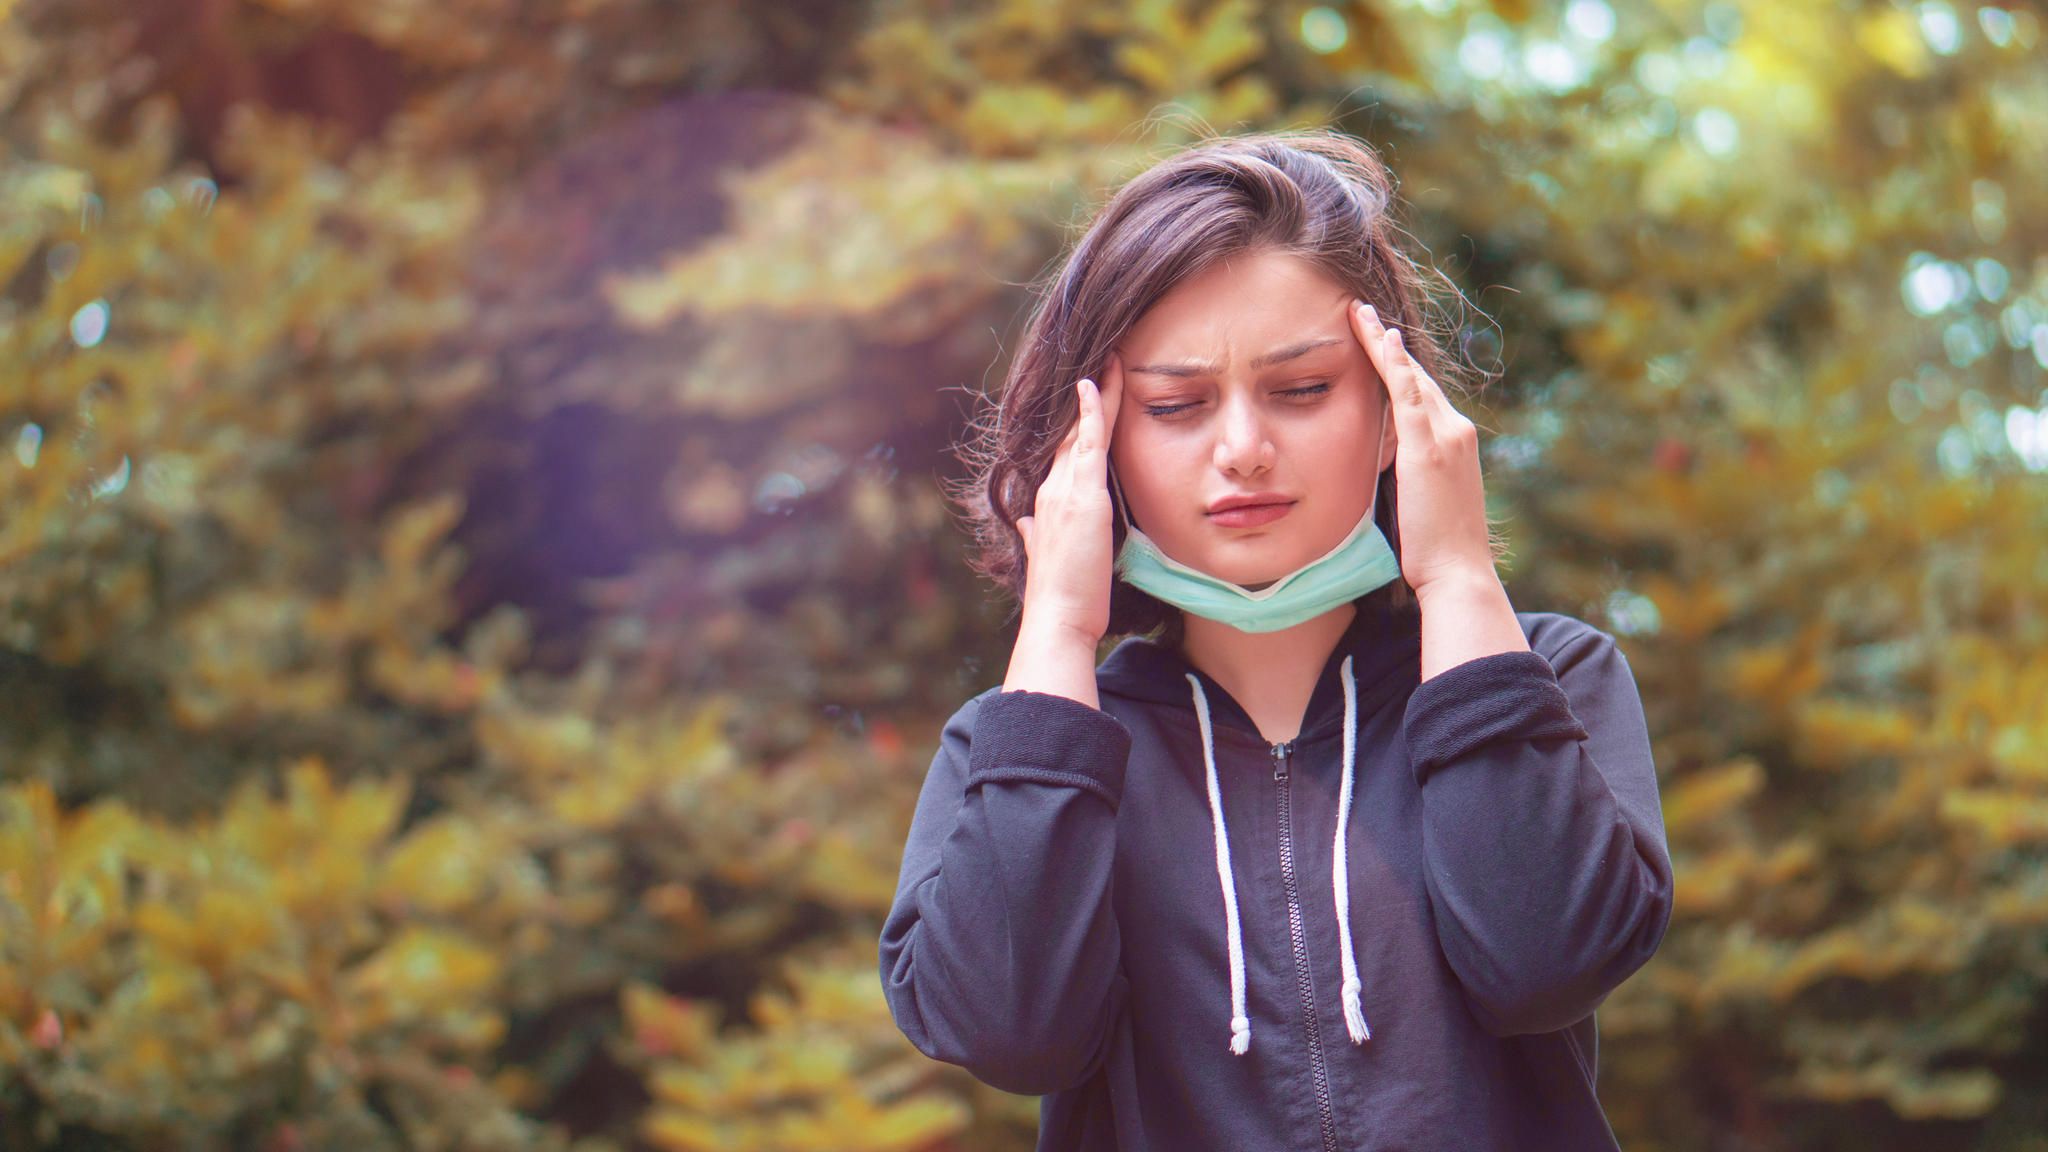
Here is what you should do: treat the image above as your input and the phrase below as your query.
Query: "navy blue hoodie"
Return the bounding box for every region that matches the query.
[880,593,1673,1151]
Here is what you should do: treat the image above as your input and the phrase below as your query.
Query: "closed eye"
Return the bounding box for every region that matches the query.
[1142,381,1332,418]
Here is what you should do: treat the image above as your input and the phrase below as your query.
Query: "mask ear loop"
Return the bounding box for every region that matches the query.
[1371,384,1402,579]
[1108,457,1135,535]
[1369,388,1388,523]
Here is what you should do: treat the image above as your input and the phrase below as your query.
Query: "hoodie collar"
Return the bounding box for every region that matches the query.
[1096,594,1423,748]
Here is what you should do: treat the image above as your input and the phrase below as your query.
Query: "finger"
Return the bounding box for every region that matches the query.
[1058,386,1086,451]
[1050,378,1093,489]
[1351,301,1412,401]
[1072,377,1100,456]
[1054,376,1086,444]
[1382,323,1462,421]
[1075,360,1120,491]
[1042,381,1087,495]
[1352,300,1429,433]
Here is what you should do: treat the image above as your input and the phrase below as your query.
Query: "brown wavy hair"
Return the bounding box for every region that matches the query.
[946,128,1504,650]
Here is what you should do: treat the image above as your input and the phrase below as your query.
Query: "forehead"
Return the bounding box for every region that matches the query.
[1118,249,1353,365]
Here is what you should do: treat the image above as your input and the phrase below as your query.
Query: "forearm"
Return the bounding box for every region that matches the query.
[1416,567,1530,683]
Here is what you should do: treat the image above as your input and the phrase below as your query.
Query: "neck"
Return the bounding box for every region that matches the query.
[1177,601,1360,739]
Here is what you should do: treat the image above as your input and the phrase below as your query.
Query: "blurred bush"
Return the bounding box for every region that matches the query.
[2,0,2045,1149]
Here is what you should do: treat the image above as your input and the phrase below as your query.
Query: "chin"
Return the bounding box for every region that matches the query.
[1205,542,1324,591]
[1205,559,1288,590]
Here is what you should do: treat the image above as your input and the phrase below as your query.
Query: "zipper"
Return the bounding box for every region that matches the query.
[1272,738,1341,1152]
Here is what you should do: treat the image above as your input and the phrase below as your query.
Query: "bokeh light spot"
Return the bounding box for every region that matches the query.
[1703,2,1743,43]
[14,423,42,469]
[1901,254,1967,316]
[1459,28,1509,79]
[1692,107,1739,156]
[46,242,79,283]
[90,455,131,501]
[1565,0,1616,43]
[1300,7,1348,54]
[70,299,110,348]
[1978,6,2015,46]
[1525,40,1586,91]
[1605,589,1662,637]
[1917,1,1962,54]
[2006,405,2048,472]
[1972,258,2008,302]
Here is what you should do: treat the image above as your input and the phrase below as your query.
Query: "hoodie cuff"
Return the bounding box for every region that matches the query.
[1403,649,1590,788]
[965,689,1133,810]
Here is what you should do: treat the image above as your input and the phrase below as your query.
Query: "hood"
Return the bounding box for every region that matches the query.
[1093,593,1426,1054]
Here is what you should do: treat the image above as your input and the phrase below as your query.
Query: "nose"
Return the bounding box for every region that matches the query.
[1213,390,1275,477]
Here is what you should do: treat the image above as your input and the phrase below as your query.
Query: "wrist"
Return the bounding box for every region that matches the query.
[1415,566,1504,609]
[1004,609,1103,706]
[1018,605,1103,650]
[1414,565,1527,682]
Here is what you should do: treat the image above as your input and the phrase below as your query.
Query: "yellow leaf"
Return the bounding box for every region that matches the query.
[1639,572,1735,643]
[378,817,491,914]
[1663,757,1763,834]
[860,1096,971,1148]
[1793,698,1920,771]
[1857,8,1932,78]
[1488,0,1536,24]
[622,980,716,1061]
[1115,41,1177,90]
[1940,788,2048,846]
[643,1109,726,1152]
[343,926,500,1031]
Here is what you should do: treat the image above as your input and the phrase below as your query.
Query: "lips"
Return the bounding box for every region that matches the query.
[1207,500,1294,528]
[1206,492,1292,514]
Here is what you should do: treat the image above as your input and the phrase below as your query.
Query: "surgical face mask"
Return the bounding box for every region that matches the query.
[1109,407,1400,634]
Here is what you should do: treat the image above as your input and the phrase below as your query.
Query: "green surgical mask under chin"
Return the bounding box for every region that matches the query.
[1110,426,1400,634]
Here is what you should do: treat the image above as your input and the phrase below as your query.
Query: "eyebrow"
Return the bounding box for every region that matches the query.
[1125,336,1347,379]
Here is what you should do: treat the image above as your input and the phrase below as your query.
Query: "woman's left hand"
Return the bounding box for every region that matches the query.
[1348,299,1496,601]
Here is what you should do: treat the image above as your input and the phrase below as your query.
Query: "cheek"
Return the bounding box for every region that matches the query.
[1294,414,1383,492]
[1310,397,1381,456]
[1110,436,1191,526]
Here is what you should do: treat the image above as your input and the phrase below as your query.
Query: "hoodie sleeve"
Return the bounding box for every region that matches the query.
[878,686,1134,1096]
[1402,617,1673,1038]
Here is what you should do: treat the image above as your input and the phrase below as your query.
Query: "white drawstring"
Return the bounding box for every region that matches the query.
[1334,654,1371,1043]
[1189,654,1370,1056]
[1187,671,1252,1054]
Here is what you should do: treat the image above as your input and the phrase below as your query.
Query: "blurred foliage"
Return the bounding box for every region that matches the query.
[619,940,1016,1152]
[2,0,2046,1149]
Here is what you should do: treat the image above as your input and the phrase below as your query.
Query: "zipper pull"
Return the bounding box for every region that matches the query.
[1271,739,1293,781]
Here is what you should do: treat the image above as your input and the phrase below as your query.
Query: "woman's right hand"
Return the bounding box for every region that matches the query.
[1015,353,1126,645]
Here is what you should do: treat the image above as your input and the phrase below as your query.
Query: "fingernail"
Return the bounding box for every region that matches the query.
[1364,305,1378,322]
[1388,327,1403,343]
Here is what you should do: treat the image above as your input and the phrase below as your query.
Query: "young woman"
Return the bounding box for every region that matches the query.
[879,130,1673,1152]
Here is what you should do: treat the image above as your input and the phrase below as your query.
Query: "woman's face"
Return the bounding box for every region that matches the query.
[1108,248,1395,591]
